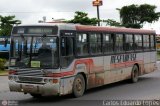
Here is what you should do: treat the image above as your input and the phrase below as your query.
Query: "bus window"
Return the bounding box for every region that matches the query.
[115,34,124,53]
[89,33,102,55]
[134,35,143,51]
[143,35,150,50]
[61,37,74,68]
[103,34,114,53]
[150,35,155,50]
[76,33,89,56]
[125,34,134,51]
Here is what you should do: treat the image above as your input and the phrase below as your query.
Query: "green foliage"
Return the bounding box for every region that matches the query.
[0,58,6,70]
[103,19,121,27]
[157,51,160,60]
[68,11,99,25]
[123,23,141,28]
[118,4,160,28]
[0,15,21,36]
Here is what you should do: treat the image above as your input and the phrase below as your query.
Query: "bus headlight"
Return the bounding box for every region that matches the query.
[13,76,18,81]
[44,78,49,83]
[43,78,58,84]
[8,76,13,80]
[9,76,18,81]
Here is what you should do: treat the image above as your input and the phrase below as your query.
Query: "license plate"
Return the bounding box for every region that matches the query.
[24,85,35,91]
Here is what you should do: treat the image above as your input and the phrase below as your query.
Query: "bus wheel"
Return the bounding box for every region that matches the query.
[73,74,85,97]
[131,65,139,83]
[30,93,42,98]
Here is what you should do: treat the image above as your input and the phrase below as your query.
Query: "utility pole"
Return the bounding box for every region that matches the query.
[92,0,103,26]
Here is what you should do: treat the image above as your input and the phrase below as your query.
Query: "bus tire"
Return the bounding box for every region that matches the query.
[30,93,42,98]
[73,74,85,98]
[131,65,139,83]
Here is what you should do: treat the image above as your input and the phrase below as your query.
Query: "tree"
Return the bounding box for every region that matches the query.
[68,11,99,25]
[103,19,121,27]
[0,15,21,36]
[118,4,160,28]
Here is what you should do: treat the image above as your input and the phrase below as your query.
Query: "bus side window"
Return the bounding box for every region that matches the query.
[61,37,74,68]
[115,34,124,53]
[143,35,150,50]
[76,33,89,56]
[125,34,134,51]
[89,33,102,55]
[103,34,114,54]
[150,35,155,50]
[134,35,143,51]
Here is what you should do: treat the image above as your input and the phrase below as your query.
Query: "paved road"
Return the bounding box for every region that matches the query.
[0,67,160,106]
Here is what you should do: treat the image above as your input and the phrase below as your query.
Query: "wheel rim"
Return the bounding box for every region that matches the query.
[75,78,83,93]
[133,69,138,80]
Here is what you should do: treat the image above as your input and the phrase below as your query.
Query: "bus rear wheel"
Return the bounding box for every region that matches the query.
[73,74,85,98]
[131,65,139,83]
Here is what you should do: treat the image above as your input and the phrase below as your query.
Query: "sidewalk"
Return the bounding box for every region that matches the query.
[0,76,9,92]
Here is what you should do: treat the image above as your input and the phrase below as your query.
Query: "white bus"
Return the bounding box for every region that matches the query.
[8,23,157,98]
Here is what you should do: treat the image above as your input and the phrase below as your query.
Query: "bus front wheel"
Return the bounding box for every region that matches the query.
[73,74,85,97]
[30,93,42,98]
[131,65,139,83]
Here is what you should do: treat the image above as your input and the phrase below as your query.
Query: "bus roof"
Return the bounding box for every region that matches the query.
[76,25,156,35]
[16,23,156,35]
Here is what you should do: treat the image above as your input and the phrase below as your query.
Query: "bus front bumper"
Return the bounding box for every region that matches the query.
[8,81,60,96]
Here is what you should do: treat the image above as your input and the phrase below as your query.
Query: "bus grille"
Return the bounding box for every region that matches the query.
[16,69,44,77]
[18,76,43,83]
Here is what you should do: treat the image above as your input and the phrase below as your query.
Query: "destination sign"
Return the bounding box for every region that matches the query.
[110,53,137,64]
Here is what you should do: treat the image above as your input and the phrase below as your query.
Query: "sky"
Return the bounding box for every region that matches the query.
[0,0,160,33]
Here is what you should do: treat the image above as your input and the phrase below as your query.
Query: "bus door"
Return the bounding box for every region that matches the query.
[60,31,75,95]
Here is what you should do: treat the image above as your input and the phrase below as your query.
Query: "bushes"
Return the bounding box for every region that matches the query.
[0,58,6,70]
[0,52,9,59]
[157,51,160,61]
[0,52,9,70]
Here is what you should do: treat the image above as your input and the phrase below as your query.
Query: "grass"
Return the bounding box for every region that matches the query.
[0,70,8,76]
[157,51,160,61]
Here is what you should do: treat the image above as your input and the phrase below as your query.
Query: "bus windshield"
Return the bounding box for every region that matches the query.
[10,36,59,69]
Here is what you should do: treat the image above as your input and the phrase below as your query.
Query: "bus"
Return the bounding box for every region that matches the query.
[0,36,10,59]
[156,34,160,51]
[8,23,157,98]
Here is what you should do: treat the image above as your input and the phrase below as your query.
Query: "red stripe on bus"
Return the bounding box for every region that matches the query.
[48,59,144,77]
[47,59,104,77]
[111,60,144,68]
